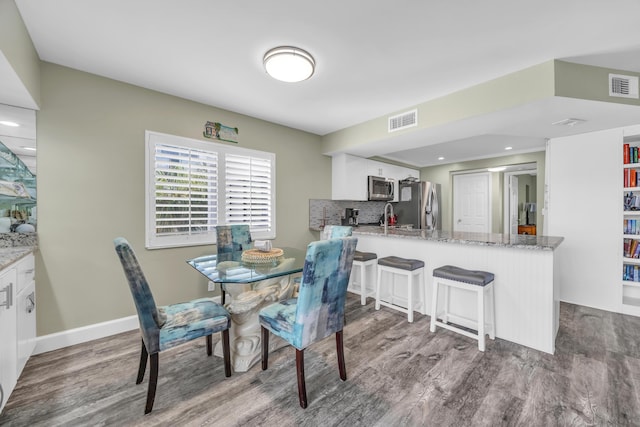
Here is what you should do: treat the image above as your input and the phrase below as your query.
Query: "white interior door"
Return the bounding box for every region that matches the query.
[453,172,490,233]
[509,175,519,235]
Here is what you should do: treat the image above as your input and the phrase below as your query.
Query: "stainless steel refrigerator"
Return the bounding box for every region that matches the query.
[395,180,441,230]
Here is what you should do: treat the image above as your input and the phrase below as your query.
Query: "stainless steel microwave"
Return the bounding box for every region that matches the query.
[368,175,394,201]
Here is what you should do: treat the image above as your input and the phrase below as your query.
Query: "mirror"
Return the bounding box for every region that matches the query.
[0,104,36,231]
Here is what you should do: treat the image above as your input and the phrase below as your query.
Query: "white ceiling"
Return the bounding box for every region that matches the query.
[9,0,640,167]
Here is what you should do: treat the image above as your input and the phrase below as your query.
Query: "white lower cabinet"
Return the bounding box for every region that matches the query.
[0,253,35,414]
[0,267,18,414]
[16,254,36,375]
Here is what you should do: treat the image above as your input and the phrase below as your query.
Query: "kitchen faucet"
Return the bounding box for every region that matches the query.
[383,202,394,235]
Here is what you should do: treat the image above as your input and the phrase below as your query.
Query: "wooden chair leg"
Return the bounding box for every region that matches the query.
[206,334,213,356]
[221,288,226,305]
[145,353,159,414]
[296,349,308,409]
[336,330,347,381]
[136,339,148,384]
[261,326,269,370]
[222,329,232,377]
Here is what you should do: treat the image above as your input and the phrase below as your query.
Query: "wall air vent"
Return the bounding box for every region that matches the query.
[388,109,417,132]
[609,73,639,99]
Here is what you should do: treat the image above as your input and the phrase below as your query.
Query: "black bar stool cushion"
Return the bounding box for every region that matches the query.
[378,256,424,271]
[433,265,494,286]
[354,251,377,262]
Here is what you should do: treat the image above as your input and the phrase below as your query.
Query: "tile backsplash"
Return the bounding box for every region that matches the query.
[309,199,388,231]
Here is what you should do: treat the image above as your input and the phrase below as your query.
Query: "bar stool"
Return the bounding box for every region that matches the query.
[375,256,425,323]
[429,265,495,351]
[350,251,377,305]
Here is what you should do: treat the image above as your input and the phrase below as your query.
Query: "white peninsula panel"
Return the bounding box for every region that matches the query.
[353,229,562,354]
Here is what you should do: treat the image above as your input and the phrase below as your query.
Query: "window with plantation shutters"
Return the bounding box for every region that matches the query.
[145,131,276,249]
[224,154,273,234]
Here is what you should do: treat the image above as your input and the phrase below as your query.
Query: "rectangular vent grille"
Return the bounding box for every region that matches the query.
[388,109,417,132]
[609,73,639,99]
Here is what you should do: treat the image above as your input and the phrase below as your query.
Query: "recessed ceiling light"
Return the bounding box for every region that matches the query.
[552,118,586,127]
[438,156,445,160]
[488,166,507,172]
[263,46,315,82]
[0,121,19,127]
[505,146,513,150]
[21,146,36,151]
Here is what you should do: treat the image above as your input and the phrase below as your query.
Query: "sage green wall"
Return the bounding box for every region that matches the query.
[555,60,640,106]
[0,0,40,107]
[36,62,328,335]
[419,151,545,233]
[322,61,556,155]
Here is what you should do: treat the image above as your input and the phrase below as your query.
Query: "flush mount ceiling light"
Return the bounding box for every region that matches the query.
[0,121,19,127]
[263,46,315,82]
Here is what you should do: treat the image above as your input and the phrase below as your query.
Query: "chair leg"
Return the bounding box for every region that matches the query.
[261,326,269,370]
[145,353,159,414]
[430,279,439,333]
[336,330,347,381]
[296,349,308,409]
[407,271,414,323]
[136,339,148,384]
[206,334,213,356]
[221,289,226,305]
[375,266,382,310]
[222,329,232,377]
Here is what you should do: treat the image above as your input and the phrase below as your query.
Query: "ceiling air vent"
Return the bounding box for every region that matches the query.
[609,73,639,99]
[388,109,417,132]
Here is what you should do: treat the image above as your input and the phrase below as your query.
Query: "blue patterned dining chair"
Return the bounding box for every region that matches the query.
[320,225,353,240]
[114,237,232,414]
[292,226,353,297]
[259,236,358,408]
[216,224,253,304]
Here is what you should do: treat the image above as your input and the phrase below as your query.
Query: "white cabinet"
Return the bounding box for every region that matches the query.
[332,153,369,200]
[332,153,419,201]
[0,253,35,414]
[16,255,36,375]
[0,267,18,414]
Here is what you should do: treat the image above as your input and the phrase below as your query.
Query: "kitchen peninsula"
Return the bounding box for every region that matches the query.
[351,226,564,354]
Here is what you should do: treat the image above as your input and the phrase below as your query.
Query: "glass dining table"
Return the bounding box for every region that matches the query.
[187,247,306,372]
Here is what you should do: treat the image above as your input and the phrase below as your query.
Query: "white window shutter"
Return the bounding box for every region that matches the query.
[146,131,275,248]
[225,154,273,235]
[154,143,218,237]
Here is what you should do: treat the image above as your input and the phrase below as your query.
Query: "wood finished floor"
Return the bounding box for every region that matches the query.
[2,294,640,426]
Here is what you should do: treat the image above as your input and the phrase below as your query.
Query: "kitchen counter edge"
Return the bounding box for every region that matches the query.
[0,245,37,270]
[329,226,564,250]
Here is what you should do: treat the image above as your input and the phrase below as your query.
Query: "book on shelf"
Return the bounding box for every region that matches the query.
[627,145,640,164]
[622,264,640,282]
[625,143,630,164]
[626,219,639,235]
[623,264,640,282]
[625,168,639,188]
[624,238,640,258]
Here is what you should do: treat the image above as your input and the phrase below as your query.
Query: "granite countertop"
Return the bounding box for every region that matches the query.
[0,246,36,270]
[351,225,564,251]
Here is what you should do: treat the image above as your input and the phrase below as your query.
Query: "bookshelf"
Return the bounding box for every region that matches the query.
[623,130,640,317]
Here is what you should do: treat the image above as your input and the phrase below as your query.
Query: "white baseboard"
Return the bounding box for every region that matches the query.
[34,315,139,355]
[34,295,222,354]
